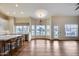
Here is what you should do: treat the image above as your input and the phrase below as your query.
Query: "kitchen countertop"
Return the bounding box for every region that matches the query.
[0,35,22,41]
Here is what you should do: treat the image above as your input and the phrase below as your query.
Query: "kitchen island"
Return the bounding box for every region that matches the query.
[0,34,29,56]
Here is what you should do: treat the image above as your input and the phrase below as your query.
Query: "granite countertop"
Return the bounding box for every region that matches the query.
[0,35,22,41]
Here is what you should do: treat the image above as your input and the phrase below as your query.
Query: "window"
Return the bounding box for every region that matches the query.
[31,25,50,36]
[53,25,59,38]
[65,24,78,37]
[36,25,45,36]
[15,25,29,34]
[31,25,35,36]
[16,26,22,33]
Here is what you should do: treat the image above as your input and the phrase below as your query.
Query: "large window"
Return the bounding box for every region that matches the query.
[36,25,46,36]
[31,25,50,36]
[65,24,78,37]
[15,25,29,34]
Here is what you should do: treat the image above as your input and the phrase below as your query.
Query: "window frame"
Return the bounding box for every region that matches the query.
[65,24,78,37]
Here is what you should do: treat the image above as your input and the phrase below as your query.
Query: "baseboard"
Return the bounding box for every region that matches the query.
[31,38,79,41]
[31,38,50,40]
[50,39,79,41]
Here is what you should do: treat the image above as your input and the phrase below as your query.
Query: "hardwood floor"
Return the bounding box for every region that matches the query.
[12,39,79,56]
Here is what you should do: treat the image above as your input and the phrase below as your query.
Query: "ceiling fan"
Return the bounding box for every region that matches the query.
[75,3,79,10]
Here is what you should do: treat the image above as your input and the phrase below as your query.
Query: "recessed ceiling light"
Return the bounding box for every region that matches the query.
[20,11,24,14]
[16,4,19,7]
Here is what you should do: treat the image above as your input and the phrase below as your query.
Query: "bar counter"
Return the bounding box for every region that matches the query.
[0,34,27,56]
[0,35,21,41]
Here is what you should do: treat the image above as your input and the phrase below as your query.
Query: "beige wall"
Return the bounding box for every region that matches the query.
[31,18,48,25]
[15,17,30,25]
[51,16,79,40]
[0,17,9,34]
[7,16,79,40]
[0,14,79,40]
[8,17,15,34]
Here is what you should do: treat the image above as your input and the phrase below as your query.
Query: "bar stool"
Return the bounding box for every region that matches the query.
[15,37,21,48]
[9,38,16,55]
[0,40,11,56]
[0,41,4,56]
[20,36,24,46]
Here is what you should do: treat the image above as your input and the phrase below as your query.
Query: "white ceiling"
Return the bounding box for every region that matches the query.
[0,3,78,17]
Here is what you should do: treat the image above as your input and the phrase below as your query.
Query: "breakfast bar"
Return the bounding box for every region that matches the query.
[0,34,28,56]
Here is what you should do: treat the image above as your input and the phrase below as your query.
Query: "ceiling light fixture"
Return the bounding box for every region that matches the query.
[35,9,48,18]
[16,4,19,7]
[35,9,48,25]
